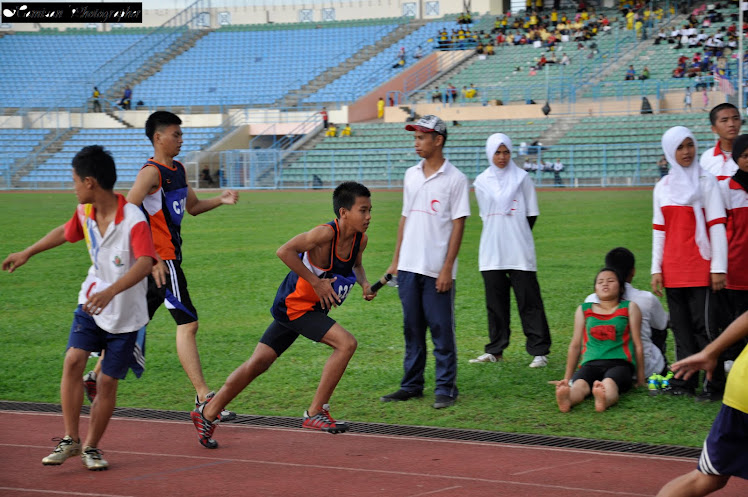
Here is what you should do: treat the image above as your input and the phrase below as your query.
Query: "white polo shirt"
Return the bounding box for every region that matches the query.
[64,194,157,333]
[398,158,470,279]
[474,171,539,271]
[585,283,669,377]
[701,141,737,181]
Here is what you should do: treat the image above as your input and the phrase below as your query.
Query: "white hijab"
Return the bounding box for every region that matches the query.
[477,133,527,214]
[661,126,710,260]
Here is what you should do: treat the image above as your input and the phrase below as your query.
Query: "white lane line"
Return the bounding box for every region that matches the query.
[7,444,653,496]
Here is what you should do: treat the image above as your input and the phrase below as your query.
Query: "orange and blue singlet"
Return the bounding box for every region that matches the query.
[271,220,361,322]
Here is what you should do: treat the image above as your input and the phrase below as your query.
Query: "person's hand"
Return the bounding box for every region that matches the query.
[220,190,238,205]
[671,350,717,381]
[385,264,398,278]
[312,276,341,310]
[435,266,453,293]
[84,288,115,316]
[2,251,29,273]
[362,282,376,301]
[711,273,726,293]
[651,273,664,297]
[152,259,169,288]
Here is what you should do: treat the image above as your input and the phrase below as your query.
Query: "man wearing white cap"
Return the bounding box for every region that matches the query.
[380,115,470,409]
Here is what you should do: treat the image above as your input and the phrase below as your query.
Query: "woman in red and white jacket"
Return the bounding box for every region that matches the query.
[651,126,728,400]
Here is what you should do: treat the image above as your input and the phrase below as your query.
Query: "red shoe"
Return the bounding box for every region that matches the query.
[195,391,236,422]
[190,404,218,449]
[302,404,349,434]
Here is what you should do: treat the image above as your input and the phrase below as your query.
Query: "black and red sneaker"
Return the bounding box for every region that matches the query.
[302,404,349,434]
[195,391,236,422]
[83,371,97,404]
[190,404,218,449]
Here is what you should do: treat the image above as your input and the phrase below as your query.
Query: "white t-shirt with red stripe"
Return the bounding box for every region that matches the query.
[64,194,157,333]
[701,141,738,181]
[651,172,727,287]
[398,158,471,279]
[720,178,748,290]
[474,171,539,271]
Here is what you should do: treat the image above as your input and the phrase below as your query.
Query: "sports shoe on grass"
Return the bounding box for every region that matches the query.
[379,389,423,402]
[195,391,236,422]
[83,371,97,404]
[469,353,502,363]
[529,356,548,368]
[302,404,349,434]
[42,436,81,465]
[80,446,108,471]
[190,404,218,449]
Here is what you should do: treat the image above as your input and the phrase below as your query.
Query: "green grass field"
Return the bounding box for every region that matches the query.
[0,189,721,447]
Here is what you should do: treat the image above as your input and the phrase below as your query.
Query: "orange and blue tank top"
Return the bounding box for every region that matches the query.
[272,220,361,321]
[140,159,188,262]
[580,300,636,366]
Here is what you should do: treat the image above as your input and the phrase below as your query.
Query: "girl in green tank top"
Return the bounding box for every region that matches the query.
[555,268,645,413]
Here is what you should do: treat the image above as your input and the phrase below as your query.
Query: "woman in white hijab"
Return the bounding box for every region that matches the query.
[651,125,728,399]
[469,133,552,368]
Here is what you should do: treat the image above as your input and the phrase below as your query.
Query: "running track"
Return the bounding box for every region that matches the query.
[1,409,746,497]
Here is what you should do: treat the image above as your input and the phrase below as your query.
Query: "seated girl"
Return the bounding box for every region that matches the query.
[556,268,645,412]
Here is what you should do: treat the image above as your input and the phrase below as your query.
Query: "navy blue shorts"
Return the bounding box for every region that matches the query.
[67,305,138,380]
[698,404,748,480]
[260,312,336,357]
[147,260,198,325]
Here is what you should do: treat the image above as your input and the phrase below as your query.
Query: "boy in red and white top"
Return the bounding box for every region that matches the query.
[2,146,156,471]
[718,135,748,361]
[700,103,741,181]
[651,126,728,400]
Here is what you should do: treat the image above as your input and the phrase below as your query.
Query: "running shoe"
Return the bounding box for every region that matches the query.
[83,371,97,403]
[469,353,502,363]
[195,391,236,422]
[529,356,549,368]
[302,404,349,434]
[190,403,218,449]
[80,446,108,471]
[42,436,81,465]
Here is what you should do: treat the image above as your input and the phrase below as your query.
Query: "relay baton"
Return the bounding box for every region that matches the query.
[370,273,393,293]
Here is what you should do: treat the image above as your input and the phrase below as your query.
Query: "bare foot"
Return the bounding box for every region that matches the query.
[592,380,607,412]
[556,379,572,412]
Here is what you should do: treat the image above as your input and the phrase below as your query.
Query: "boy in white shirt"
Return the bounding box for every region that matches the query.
[3,146,157,470]
[380,115,470,409]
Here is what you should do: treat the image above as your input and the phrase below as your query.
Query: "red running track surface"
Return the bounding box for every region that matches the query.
[1,411,746,497]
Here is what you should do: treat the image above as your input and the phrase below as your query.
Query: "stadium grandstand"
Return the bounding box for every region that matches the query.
[0,0,744,190]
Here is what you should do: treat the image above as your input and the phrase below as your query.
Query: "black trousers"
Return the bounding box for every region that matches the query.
[481,270,551,357]
[723,289,748,361]
[666,286,725,392]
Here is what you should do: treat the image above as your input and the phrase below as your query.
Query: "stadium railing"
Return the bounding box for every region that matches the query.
[215,143,667,190]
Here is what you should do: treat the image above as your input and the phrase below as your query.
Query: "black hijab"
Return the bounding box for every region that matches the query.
[732,134,748,193]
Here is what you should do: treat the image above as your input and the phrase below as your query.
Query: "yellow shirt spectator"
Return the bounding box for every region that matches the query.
[377,98,385,118]
[551,11,558,22]
[581,11,589,21]
[340,125,351,137]
[326,125,337,137]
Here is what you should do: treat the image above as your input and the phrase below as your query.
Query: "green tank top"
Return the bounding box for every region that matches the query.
[581,300,636,366]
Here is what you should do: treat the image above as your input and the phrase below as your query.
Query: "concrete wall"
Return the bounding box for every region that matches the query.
[348,53,438,123]
[384,89,729,122]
